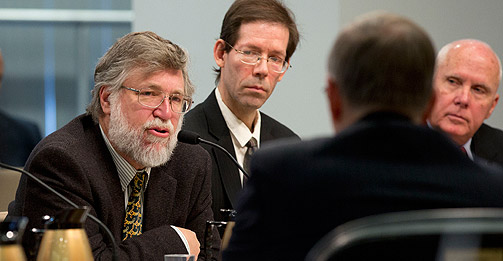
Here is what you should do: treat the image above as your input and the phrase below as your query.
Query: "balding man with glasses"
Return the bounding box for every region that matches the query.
[183,0,301,223]
[9,31,217,260]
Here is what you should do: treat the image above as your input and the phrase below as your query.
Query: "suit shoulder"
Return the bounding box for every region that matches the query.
[35,114,98,152]
[476,123,503,137]
[257,137,329,161]
[260,112,299,139]
[183,104,206,128]
[0,111,41,137]
[473,123,503,146]
[250,138,330,183]
[173,142,210,161]
[169,143,212,177]
[183,94,215,131]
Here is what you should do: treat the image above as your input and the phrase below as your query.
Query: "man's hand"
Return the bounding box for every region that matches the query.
[177,227,201,258]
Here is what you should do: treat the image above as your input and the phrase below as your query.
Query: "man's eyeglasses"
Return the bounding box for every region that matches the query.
[122,86,193,114]
[224,41,291,73]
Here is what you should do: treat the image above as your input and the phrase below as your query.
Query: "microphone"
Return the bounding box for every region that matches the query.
[177,130,250,178]
[0,162,118,261]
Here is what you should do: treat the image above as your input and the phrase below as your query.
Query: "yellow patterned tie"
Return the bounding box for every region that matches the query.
[123,171,146,240]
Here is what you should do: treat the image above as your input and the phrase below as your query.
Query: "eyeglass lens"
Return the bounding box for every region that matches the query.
[226,42,288,73]
[138,89,190,113]
[239,54,287,73]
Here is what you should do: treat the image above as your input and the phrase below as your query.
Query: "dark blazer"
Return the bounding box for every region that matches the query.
[183,90,300,221]
[472,123,503,167]
[0,110,41,166]
[223,112,503,261]
[9,114,215,260]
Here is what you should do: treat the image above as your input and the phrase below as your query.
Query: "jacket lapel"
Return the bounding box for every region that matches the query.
[259,112,276,143]
[143,168,177,230]
[204,92,242,209]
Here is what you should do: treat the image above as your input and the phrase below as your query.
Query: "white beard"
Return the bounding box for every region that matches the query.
[108,99,182,168]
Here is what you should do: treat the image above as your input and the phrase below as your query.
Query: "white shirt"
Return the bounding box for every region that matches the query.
[99,125,190,253]
[215,87,261,185]
[461,139,474,160]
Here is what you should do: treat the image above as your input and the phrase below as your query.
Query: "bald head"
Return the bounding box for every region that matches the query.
[429,39,501,145]
[437,39,501,88]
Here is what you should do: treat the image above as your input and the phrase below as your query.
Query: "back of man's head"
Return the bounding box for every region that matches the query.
[328,11,435,119]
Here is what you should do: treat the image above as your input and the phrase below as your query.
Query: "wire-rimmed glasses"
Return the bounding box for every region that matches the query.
[122,86,193,114]
[224,41,291,73]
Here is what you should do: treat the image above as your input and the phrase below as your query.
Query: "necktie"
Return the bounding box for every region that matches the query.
[242,137,258,185]
[123,171,146,240]
[460,146,468,156]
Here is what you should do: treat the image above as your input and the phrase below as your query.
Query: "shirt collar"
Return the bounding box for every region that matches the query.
[426,120,474,160]
[461,138,474,160]
[99,124,151,191]
[215,87,261,148]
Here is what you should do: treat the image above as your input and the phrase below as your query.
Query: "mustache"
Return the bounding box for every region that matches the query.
[143,118,174,132]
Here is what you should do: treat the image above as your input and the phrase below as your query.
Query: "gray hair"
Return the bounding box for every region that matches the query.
[87,31,194,123]
[328,11,435,118]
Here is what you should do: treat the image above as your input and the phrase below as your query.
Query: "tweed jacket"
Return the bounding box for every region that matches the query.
[9,114,215,260]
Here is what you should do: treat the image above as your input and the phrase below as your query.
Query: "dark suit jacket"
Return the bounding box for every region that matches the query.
[0,110,41,166]
[183,90,300,221]
[472,123,503,167]
[223,112,503,261]
[9,114,215,260]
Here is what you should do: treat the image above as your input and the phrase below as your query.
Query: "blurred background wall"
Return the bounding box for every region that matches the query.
[133,0,503,139]
[0,0,131,136]
[1,0,502,139]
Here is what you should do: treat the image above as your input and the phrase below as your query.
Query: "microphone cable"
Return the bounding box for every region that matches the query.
[0,162,119,261]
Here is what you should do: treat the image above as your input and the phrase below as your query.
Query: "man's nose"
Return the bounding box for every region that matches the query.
[454,86,470,108]
[153,96,173,120]
[252,57,270,78]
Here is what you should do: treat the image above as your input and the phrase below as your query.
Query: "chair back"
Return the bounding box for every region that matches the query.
[0,168,21,212]
[306,208,503,261]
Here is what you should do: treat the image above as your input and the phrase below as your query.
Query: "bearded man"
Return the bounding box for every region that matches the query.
[8,31,216,260]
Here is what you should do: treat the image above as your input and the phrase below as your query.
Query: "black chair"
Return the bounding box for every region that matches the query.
[305,208,503,261]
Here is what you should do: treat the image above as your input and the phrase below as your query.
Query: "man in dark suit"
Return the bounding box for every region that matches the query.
[9,32,216,260]
[223,12,503,260]
[428,39,503,166]
[0,50,41,166]
[183,0,300,222]
[472,123,503,165]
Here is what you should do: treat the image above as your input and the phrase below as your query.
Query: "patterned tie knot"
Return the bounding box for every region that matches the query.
[245,137,258,155]
[132,171,146,191]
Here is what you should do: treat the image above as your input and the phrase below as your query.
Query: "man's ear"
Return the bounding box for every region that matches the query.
[422,90,436,125]
[214,39,226,68]
[326,78,343,124]
[276,58,290,82]
[100,86,112,115]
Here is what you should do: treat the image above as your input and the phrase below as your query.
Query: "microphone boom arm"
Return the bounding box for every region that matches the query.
[0,162,119,261]
[198,139,250,179]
